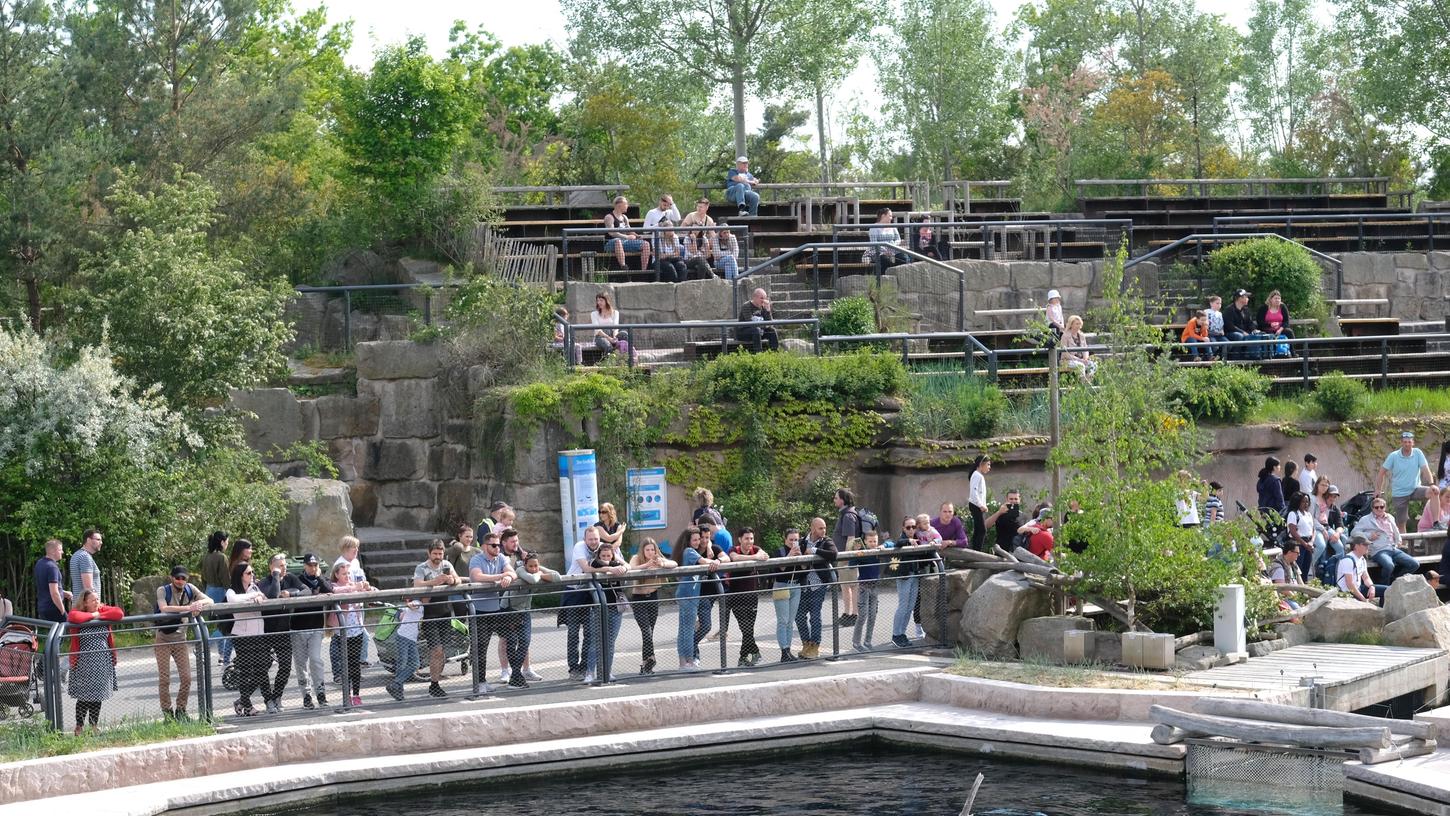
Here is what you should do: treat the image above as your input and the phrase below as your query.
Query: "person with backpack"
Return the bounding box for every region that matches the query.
[153,566,211,721]
[832,489,870,626]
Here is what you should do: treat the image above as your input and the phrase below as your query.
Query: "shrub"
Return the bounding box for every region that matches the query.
[820,295,875,337]
[700,350,906,407]
[901,374,1009,440]
[1205,238,1327,327]
[1171,364,1271,423]
[1313,371,1368,420]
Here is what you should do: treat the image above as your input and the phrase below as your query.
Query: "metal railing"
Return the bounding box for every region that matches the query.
[819,331,999,380]
[555,315,822,369]
[940,180,1015,212]
[1075,177,1392,197]
[1123,233,1345,298]
[1212,211,1450,253]
[830,219,1133,262]
[696,180,927,208]
[294,282,457,351]
[560,224,751,283]
[490,185,629,207]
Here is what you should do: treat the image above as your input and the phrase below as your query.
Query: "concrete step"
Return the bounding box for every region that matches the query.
[356,527,444,590]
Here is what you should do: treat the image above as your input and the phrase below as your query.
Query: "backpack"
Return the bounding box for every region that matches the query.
[1316,551,1346,587]
[855,507,880,536]
[154,583,195,634]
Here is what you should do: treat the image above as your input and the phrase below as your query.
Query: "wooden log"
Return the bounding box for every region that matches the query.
[1148,705,1392,750]
[1174,631,1211,649]
[1273,583,1332,597]
[1358,740,1435,765]
[1013,546,1052,568]
[1194,697,1435,740]
[1151,724,1189,745]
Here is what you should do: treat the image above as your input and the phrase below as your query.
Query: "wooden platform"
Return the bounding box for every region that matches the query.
[1183,644,1447,713]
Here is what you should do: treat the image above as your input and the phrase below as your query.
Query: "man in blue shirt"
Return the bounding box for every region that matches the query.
[34,539,69,623]
[725,156,760,216]
[468,532,516,695]
[1377,430,1434,532]
[699,515,733,553]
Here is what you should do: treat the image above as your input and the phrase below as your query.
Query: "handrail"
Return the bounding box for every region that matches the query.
[819,331,998,380]
[1123,232,1343,297]
[557,316,822,369]
[1075,177,1390,197]
[1213,211,1450,254]
[832,218,1133,261]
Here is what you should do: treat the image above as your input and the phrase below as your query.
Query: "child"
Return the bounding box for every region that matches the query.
[385,599,423,700]
[1205,295,1226,360]
[1181,310,1210,361]
[1044,290,1065,340]
[1203,481,1225,525]
[852,530,883,653]
[654,221,688,283]
[507,552,561,686]
[328,563,366,706]
[715,222,739,280]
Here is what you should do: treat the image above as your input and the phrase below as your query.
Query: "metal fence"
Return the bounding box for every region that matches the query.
[7,548,950,733]
[1212,211,1450,253]
[830,218,1134,263]
[293,283,456,352]
[1075,177,1392,198]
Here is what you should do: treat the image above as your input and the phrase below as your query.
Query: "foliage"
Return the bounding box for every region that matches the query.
[1172,364,1271,424]
[901,374,1009,441]
[431,274,559,388]
[271,440,340,479]
[1205,238,1327,325]
[700,350,907,407]
[1313,371,1368,421]
[0,716,214,761]
[820,296,876,338]
[1241,0,1325,167]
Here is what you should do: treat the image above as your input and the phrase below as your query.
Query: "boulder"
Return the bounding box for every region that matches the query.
[1017,615,1094,664]
[1274,622,1310,647]
[1175,645,1221,671]
[1246,637,1288,657]
[322,249,392,286]
[365,439,427,481]
[1384,574,1441,624]
[958,573,1051,659]
[1383,605,1450,650]
[378,480,438,508]
[130,574,168,616]
[355,341,442,381]
[229,388,314,455]
[272,477,354,563]
[920,571,975,645]
[315,395,380,439]
[1303,597,1385,642]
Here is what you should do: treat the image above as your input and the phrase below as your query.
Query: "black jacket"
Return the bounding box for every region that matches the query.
[292,572,334,631]
[257,571,311,633]
[802,536,838,584]
[1224,304,1257,336]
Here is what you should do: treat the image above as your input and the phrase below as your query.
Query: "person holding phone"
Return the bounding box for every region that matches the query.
[987,490,1023,551]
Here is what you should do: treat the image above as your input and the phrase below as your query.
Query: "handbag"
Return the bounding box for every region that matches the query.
[771,587,791,601]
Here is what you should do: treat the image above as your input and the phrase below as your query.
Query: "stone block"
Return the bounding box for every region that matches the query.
[374,505,435,532]
[1383,605,1450,650]
[1430,251,1450,271]
[1303,597,1385,642]
[1122,631,1175,670]
[1063,629,1091,663]
[355,340,442,381]
[921,571,974,645]
[322,249,393,286]
[326,438,366,482]
[1384,574,1441,623]
[229,388,310,455]
[1017,615,1094,663]
[615,282,677,315]
[1245,637,1288,657]
[1395,252,1430,270]
[378,479,437,508]
[1274,622,1310,647]
[510,511,563,568]
[350,481,376,525]
[1175,645,1220,671]
[428,444,469,481]
[284,292,330,353]
[1010,261,1052,293]
[1090,631,1122,665]
[959,573,1052,659]
[675,278,732,321]
[1371,254,1398,284]
[1340,253,1375,286]
[315,395,379,439]
[436,481,480,530]
[130,574,167,616]
[378,379,439,439]
[1053,262,1094,290]
[272,477,354,561]
[960,260,1008,291]
[365,439,427,480]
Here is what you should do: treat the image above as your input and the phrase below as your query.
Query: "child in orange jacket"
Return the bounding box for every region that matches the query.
[1181,309,1211,361]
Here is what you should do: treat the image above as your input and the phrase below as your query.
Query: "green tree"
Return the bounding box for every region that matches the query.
[1335,0,1450,146]
[1164,12,1241,178]
[73,170,292,411]
[1241,0,1326,170]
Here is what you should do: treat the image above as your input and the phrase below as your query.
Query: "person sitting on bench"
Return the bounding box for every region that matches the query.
[602,196,651,272]
[736,288,779,353]
[725,157,760,216]
[1223,288,1261,358]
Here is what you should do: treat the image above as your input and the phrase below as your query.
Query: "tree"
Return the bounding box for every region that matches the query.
[1164,12,1241,178]
[1087,68,1185,178]
[1335,0,1450,145]
[555,61,691,198]
[877,0,1016,182]
[1240,0,1326,169]
[73,170,292,411]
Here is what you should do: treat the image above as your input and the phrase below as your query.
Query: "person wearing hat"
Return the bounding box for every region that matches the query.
[154,565,211,720]
[725,156,759,216]
[292,553,333,709]
[256,552,311,714]
[1337,535,1384,604]
[1044,289,1065,339]
[1377,430,1434,531]
[1222,288,1259,358]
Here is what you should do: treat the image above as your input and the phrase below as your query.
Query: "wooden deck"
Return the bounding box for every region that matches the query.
[1183,644,1448,712]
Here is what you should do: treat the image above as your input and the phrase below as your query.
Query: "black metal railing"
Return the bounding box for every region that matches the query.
[1212,211,1450,253]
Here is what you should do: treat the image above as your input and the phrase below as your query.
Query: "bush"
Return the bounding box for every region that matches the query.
[1205,238,1327,326]
[1313,371,1368,420]
[700,350,907,407]
[901,373,1008,440]
[1171,364,1271,423]
[820,295,875,337]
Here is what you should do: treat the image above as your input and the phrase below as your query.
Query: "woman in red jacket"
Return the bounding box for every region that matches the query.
[67,590,123,734]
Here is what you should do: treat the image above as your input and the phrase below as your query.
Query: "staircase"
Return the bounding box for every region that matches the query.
[355,527,444,590]
[750,270,836,320]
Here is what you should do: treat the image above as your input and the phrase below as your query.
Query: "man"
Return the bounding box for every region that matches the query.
[736,288,779,353]
[257,552,308,713]
[1017,509,1056,561]
[1298,453,1319,497]
[1352,496,1419,583]
[699,515,733,554]
[930,502,968,549]
[291,553,332,709]
[727,528,768,667]
[795,518,837,658]
[413,539,461,698]
[562,526,605,678]
[34,539,70,624]
[681,197,715,229]
[153,566,211,720]
[987,492,1024,552]
[70,528,103,601]
[725,156,760,216]
[1377,431,1434,531]
[1337,535,1384,604]
[642,194,681,229]
[601,195,652,271]
[468,532,516,694]
[832,488,864,626]
[1222,289,1258,358]
[477,502,514,539]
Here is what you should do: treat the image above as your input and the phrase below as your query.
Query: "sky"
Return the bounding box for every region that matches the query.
[333,0,1264,146]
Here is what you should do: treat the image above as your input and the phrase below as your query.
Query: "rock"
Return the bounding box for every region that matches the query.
[322,249,392,286]
[1089,631,1122,665]
[365,440,427,481]
[355,341,442,381]
[1246,637,1288,657]
[1009,261,1052,293]
[1384,574,1441,623]
[272,477,354,563]
[1383,605,1450,649]
[315,395,380,439]
[615,282,677,315]
[1175,645,1221,671]
[920,571,975,645]
[958,573,1052,659]
[675,278,732,321]
[378,480,438,508]
[1017,615,1094,663]
[229,388,314,455]
[1303,597,1385,642]
[1274,622,1310,647]
[377,379,439,439]
[130,574,167,616]
[428,444,470,481]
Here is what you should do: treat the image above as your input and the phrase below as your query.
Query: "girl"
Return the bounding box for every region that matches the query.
[1418,485,1450,532]
[328,563,366,706]
[968,456,991,552]
[225,561,269,717]
[1203,481,1225,526]
[851,530,883,652]
[505,552,560,687]
[674,527,722,671]
[586,543,627,683]
[1044,290,1065,338]
[590,293,630,357]
[628,538,676,674]
[1285,492,1315,553]
[1256,456,1286,517]
[771,529,805,662]
[1062,315,1096,379]
[66,590,122,733]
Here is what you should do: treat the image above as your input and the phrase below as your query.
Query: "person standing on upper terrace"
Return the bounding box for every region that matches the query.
[726,156,760,216]
[737,288,779,352]
[602,196,652,272]
[1377,430,1434,532]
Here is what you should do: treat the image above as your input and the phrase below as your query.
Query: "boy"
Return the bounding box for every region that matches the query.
[1181,309,1210,361]
[852,530,883,653]
[385,599,423,700]
[1205,295,1226,361]
[1203,481,1225,525]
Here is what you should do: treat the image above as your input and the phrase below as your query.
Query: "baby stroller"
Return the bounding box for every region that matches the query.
[0,623,41,719]
[1340,490,1376,531]
[373,603,473,679]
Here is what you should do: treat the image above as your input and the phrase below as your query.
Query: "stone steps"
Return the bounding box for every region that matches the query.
[356,526,444,590]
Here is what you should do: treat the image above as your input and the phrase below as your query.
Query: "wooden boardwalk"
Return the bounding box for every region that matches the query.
[1183,644,1448,712]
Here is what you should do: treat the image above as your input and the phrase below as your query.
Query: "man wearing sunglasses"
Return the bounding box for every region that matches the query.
[154,565,211,721]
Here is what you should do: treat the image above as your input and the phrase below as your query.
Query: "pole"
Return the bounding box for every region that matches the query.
[1048,346,1062,513]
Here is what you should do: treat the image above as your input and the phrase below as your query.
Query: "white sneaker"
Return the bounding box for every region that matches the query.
[913,624,926,639]
[523,668,543,682]
[478,682,496,694]
[498,668,511,682]
[582,672,596,684]
[680,661,703,672]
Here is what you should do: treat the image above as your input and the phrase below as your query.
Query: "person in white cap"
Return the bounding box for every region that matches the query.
[1044,290,1065,338]
[726,156,759,216]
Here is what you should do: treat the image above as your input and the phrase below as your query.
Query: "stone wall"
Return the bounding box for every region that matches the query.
[565,278,747,345]
[1336,251,1450,321]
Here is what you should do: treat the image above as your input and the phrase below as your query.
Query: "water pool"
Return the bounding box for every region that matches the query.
[265,742,1395,816]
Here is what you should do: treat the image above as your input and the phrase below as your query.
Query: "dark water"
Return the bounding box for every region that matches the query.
[271,743,1396,816]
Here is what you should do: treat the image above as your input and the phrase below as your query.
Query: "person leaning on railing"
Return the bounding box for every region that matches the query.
[627,538,675,675]
[326,562,371,706]
[673,526,722,672]
[725,528,769,667]
[153,565,211,722]
[771,528,806,663]
[505,551,560,687]
[225,561,269,717]
[66,589,122,734]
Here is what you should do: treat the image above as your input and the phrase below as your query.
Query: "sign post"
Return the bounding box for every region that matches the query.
[557,449,599,564]
[626,467,669,537]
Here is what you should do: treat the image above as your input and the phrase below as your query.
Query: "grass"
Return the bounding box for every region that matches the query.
[1244,387,1450,426]
[948,650,1179,690]
[0,717,214,762]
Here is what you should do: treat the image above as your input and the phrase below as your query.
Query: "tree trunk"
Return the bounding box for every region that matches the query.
[815,82,830,185]
[732,68,747,159]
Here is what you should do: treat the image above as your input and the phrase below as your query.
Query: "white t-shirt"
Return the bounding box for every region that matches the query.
[1337,554,1366,593]
[1286,510,1315,540]
[333,554,366,583]
[642,205,681,229]
[1177,493,1200,525]
[968,471,987,510]
[396,602,423,641]
[590,310,619,328]
[566,540,598,577]
[1298,468,1318,497]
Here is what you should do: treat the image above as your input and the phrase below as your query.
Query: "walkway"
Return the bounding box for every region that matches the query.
[1182,643,1447,712]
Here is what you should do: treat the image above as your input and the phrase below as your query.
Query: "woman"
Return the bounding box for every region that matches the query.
[202,531,232,666]
[1176,470,1201,528]
[328,563,366,706]
[771,528,805,662]
[1285,492,1315,553]
[66,590,122,734]
[1309,478,1344,578]
[445,523,478,581]
[225,561,269,717]
[1256,456,1286,517]
[1282,460,1301,510]
[968,455,991,552]
[596,503,627,551]
[673,527,722,672]
[586,543,627,683]
[1419,485,1450,532]
[628,538,676,674]
[1437,441,1450,490]
[1061,315,1096,379]
[1257,290,1294,339]
[890,517,931,647]
[866,208,905,277]
[590,293,630,357]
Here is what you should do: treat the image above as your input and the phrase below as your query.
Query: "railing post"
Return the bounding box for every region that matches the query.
[193,615,214,722]
[716,590,729,674]
[423,289,432,326]
[467,606,481,697]
[812,319,821,356]
[1429,216,1436,253]
[828,582,840,659]
[44,621,64,730]
[1381,337,1389,387]
[958,270,966,331]
[1358,217,1365,252]
[343,290,353,352]
[1302,339,1310,388]
[989,349,998,381]
[590,579,611,685]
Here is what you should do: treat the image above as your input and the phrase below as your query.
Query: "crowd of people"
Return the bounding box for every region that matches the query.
[599,193,741,281]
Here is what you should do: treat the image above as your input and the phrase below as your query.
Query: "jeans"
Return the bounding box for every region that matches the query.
[292,629,325,694]
[391,636,420,687]
[1371,548,1419,583]
[1184,337,1209,360]
[205,586,232,664]
[1208,332,1226,359]
[472,609,525,685]
[796,584,825,644]
[261,631,291,702]
[586,605,623,675]
[562,589,593,674]
[630,592,659,663]
[676,594,700,660]
[736,326,779,353]
[772,584,801,650]
[657,256,687,283]
[695,594,718,660]
[728,591,761,660]
[893,574,920,637]
[726,183,759,215]
[340,634,363,696]
[719,253,738,280]
[852,581,880,649]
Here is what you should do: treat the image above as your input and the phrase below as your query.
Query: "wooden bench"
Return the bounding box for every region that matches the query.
[1339,317,1399,337]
